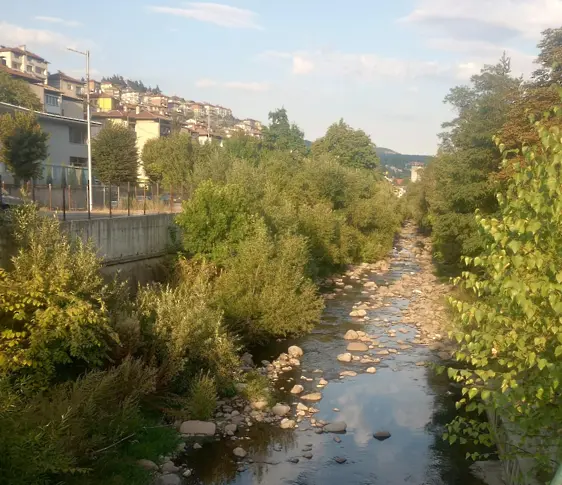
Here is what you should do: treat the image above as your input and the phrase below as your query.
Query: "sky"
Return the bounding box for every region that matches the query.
[1,0,562,154]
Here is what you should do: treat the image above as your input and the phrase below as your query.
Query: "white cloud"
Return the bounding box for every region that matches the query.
[196,79,270,92]
[0,22,81,50]
[401,0,562,42]
[292,55,314,74]
[34,16,82,28]
[147,3,262,29]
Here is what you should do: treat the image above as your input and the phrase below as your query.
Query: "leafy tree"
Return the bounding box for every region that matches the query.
[0,71,42,110]
[446,113,562,474]
[91,122,138,184]
[262,108,308,156]
[312,119,380,170]
[223,132,262,165]
[426,55,520,272]
[0,112,48,182]
[142,132,195,187]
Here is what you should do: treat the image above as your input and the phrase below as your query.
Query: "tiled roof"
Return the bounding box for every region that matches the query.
[49,71,83,84]
[0,64,43,82]
[91,109,171,122]
[0,46,48,63]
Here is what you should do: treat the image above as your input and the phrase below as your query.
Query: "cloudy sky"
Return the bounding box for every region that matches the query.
[2,0,562,153]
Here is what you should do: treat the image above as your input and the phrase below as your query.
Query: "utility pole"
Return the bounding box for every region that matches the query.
[68,47,92,211]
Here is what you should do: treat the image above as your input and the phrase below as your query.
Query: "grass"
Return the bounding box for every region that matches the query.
[240,371,273,406]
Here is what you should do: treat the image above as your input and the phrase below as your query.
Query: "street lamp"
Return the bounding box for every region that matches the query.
[67,47,92,211]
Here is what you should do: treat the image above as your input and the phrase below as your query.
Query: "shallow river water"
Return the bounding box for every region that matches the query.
[182,229,489,485]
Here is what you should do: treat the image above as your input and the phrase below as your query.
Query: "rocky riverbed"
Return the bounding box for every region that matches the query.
[146,223,491,485]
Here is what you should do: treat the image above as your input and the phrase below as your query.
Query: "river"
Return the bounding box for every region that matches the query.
[180,225,492,485]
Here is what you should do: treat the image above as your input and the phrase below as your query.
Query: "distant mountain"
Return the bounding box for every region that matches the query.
[376,147,400,156]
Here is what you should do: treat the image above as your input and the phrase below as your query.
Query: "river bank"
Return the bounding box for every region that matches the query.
[148,222,494,485]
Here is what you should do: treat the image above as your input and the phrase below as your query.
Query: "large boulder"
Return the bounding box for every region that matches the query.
[272,404,291,416]
[137,459,158,471]
[301,392,322,402]
[179,420,216,436]
[288,346,304,358]
[350,309,367,318]
[233,447,247,458]
[280,419,296,429]
[324,421,347,433]
[290,384,304,394]
[347,342,369,352]
[344,330,359,340]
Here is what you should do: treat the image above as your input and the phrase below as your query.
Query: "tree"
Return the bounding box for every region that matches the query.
[141,133,195,187]
[426,55,520,272]
[0,71,42,110]
[91,122,138,185]
[311,119,379,170]
[262,108,308,156]
[532,27,562,86]
[446,114,562,474]
[223,132,262,165]
[0,111,48,182]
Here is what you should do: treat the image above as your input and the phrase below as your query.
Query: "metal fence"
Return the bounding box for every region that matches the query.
[1,177,188,220]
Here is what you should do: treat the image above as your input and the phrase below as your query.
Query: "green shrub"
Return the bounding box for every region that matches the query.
[136,260,240,392]
[215,223,324,342]
[0,358,162,485]
[0,205,123,390]
[240,371,272,404]
[186,372,217,420]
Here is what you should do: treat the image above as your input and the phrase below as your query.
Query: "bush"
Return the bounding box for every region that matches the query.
[0,358,162,485]
[136,259,240,392]
[215,223,324,342]
[186,372,217,420]
[0,205,123,390]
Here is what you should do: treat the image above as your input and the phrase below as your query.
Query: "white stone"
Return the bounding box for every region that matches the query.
[347,342,369,352]
[324,421,347,433]
[337,353,352,363]
[280,419,296,429]
[179,420,216,436]
[233,447,247,458]
[366,367,377,374]
[161,462,180,474]
[272,404,291,416]
[344,329,359,340]
[290,385,304,394]
[301,392,323,402]
[288,346,304,358]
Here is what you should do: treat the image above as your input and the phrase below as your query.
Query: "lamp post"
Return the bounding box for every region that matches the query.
[67,47,92,211]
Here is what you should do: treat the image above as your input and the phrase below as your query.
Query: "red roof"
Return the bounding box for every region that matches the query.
[0,64,42,82]
[0,46,48,63]
[48,71,83,84]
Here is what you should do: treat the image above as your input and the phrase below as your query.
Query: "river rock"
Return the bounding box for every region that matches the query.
[335,457,348,464]
[344,330,359,340]
[340,370,357,377]
[272,404,291,416]
[241,352,254,367]
[179,420,216,436]
[224,423,237,435]
[366,367,377,374]
[251,400,268,411]
[337,353,352,362]
[373,431,392,441]
[301,392,323,402]
[290,385,304,394]
[161,461,180,474]
[193,443,202,449]
[233,447,247,458]
[289,358,301,366]
[156,474,181,485]
[297,402,309,411]
[324,422,347,433]
[319,378,328,386]
[347,342,369,352]
[303,452,313,459]
[288,346,304,358]
[364,281,377,288]
[288,457,299,463]
[350,309,367,318]
[280,419,296,429]
[137,459,158,471]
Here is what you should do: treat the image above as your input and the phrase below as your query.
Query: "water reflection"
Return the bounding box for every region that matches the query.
[182,237,491,485]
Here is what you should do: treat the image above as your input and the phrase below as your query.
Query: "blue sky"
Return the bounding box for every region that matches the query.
[1,0,561,154]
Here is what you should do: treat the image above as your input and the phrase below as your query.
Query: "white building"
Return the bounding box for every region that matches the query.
[411,164,424,183]
[0,45,49,81]
[0,102,101,185]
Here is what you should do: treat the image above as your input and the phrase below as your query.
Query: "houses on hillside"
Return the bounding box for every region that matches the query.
[0,44,264,187]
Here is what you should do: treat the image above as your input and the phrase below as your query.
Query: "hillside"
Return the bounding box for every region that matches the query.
[375,146,400,156]
[376,147,432,177]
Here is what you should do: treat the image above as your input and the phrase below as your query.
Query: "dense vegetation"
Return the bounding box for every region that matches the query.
[0,107,401,484]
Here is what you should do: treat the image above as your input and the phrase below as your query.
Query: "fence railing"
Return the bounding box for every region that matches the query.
[1,177,187,220]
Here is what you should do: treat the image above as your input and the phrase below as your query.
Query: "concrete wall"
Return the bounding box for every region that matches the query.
[61,213,177,265]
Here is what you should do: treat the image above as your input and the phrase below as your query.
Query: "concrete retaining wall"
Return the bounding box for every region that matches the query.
[61,214,178,265]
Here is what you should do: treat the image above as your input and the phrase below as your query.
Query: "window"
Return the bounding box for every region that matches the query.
[67,83,72,90]
[35,66,43,74]
[12,62,21,70]
[26,65,32,72]
[45,94,59,107]
[0,58,5,66]
[69,126,86,144]
[69,157,87,167]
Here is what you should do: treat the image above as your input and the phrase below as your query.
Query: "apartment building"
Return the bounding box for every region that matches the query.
[89,79,101,94]
[48,71,85,98]
[0,45,49,81]
[89,93,119,112]
[121,90,141,106]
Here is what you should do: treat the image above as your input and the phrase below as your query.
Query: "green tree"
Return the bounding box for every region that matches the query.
[142,132,195,187]
[0,71,42,110]
[311,119,380,170]
[0,112,48,182]
[223,132,262,165]
[446,113,562,474]
[91,122,138,185]
[427,55,520,272]
[262,108,308,156]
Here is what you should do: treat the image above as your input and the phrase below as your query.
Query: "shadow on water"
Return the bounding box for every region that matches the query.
[181,231,493,485]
